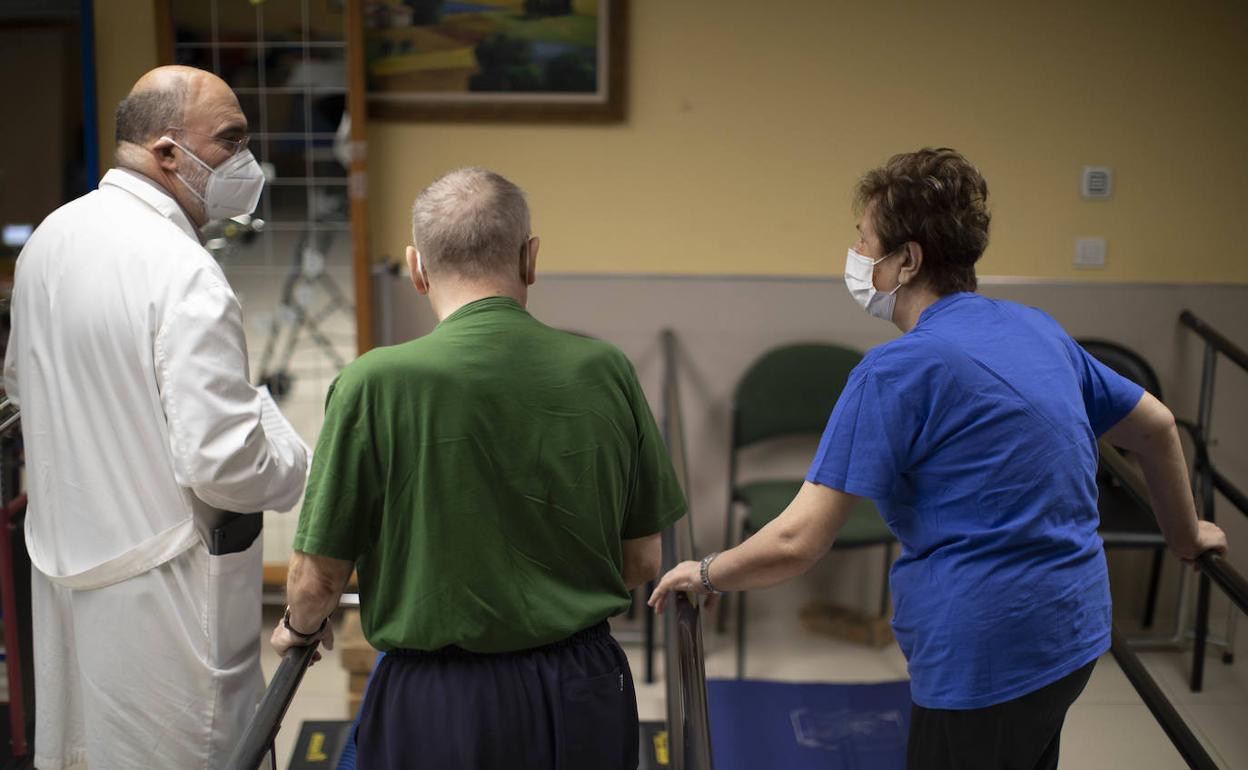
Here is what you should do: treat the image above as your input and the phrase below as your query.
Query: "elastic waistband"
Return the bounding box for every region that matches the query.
[388,620,612,659]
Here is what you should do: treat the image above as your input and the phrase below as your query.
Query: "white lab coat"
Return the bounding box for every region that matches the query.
[4,168,309,770]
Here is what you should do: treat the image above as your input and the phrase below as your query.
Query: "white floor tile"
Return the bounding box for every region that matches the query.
[1061,703,1193,769]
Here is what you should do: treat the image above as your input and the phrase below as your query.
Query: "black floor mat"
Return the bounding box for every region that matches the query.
[287,720,354,769]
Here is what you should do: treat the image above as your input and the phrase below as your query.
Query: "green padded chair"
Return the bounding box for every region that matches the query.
[721,343,896,679]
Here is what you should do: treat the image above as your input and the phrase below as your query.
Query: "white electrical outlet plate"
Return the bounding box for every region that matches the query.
[1074,237,1107,268]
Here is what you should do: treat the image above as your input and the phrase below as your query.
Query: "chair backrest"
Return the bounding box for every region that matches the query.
[732,343,863,449]
[1075,338,1163,401]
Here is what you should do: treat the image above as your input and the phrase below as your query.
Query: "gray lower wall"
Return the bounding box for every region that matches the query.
[376,273,1248,660]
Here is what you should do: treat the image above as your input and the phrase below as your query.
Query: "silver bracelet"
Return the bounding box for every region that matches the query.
[700,552,724,595]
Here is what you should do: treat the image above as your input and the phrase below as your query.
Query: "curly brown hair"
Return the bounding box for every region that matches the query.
[855,148,991,295]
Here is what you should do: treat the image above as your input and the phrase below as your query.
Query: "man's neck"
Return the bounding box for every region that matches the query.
[429,281,527,323]
[116,163,205,240]
[117,164,176,200]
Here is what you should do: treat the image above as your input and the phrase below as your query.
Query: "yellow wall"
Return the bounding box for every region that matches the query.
[94,0,159,179]
[94,1,1248,282]
[367,0,1248,283]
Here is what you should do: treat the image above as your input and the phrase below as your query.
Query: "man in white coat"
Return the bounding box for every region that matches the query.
[4,65,310,769]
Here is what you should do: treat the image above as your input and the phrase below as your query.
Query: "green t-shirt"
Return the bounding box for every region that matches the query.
[293,297,686,652]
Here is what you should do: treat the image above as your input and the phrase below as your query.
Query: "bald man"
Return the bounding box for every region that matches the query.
[270,168,685,769]
[4,66,309,768]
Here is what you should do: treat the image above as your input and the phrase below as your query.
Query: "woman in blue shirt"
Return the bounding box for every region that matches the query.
[650,148,1228,770]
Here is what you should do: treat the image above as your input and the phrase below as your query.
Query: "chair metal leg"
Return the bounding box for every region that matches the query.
[736,586,747,680]
[717,502,736,635]
[735,519,751,679]
[1142,547,1165,629]
[878,542,893,619]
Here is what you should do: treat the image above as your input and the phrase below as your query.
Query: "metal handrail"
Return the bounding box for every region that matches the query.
[1098,439,1241,767]
[661,330,698,561]
[659,329,714,770]
[1099,439,1247,616]
[1177,311,1246,689]
[1197,551,1248,616]
[1212,465,1248,522]
[1180,310,1248,374]
[1109,628,1219,770]
[1176,310,1248,527]
[224,642,319,770]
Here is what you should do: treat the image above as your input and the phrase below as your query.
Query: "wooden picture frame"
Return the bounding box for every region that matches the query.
[363,0,627,123]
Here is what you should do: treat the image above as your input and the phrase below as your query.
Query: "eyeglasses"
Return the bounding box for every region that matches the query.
[167,127,250,155]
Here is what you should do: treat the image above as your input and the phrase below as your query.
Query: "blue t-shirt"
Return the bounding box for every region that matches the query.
[807,293,1144,709]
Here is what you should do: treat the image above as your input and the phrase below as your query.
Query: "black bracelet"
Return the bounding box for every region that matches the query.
[283,606,328,641]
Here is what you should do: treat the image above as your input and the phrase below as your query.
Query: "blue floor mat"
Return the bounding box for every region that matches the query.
[707,678,911,770]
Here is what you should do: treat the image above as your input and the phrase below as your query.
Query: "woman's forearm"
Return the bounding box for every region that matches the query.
[1134,423,1202,558]
[648,483,857,614]
[709,482,854,592]
[709,519,822,592]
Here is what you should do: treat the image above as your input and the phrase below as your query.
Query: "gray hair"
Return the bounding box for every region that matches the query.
[115,81,187,146]
[411,168,531,277]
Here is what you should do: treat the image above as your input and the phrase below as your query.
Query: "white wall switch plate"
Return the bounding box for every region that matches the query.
[1074,237,1107,268]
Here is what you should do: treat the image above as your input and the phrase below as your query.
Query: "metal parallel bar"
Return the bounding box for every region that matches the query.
[1196,552,1248,616]
[1192,571,1211,691]
[659,329,714,770]
[1211,466,1248,520]
[1109,628,1219,770]
[662,331,698,559]
[223,642,319,770]
[1191,343,1217,692]
[1176,310,1248,684]
[661,527,685,770]
[646,331,674,689]
[1180,310,1248,374]
[645,328,670,687]
[673,593,713,770]
[1099,441,1248,616]
[1099,439,1247,690]
[1097,439,1151,511]
[1196,342,1217,443]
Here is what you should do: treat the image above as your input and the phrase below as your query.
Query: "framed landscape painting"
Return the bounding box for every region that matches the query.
[362,0,626,122]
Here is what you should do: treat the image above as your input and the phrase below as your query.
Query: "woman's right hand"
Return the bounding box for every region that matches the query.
[1178,519,1228,566]
[647,560,703,615]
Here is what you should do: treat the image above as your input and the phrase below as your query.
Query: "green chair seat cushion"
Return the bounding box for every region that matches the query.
[737,479,895,547]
